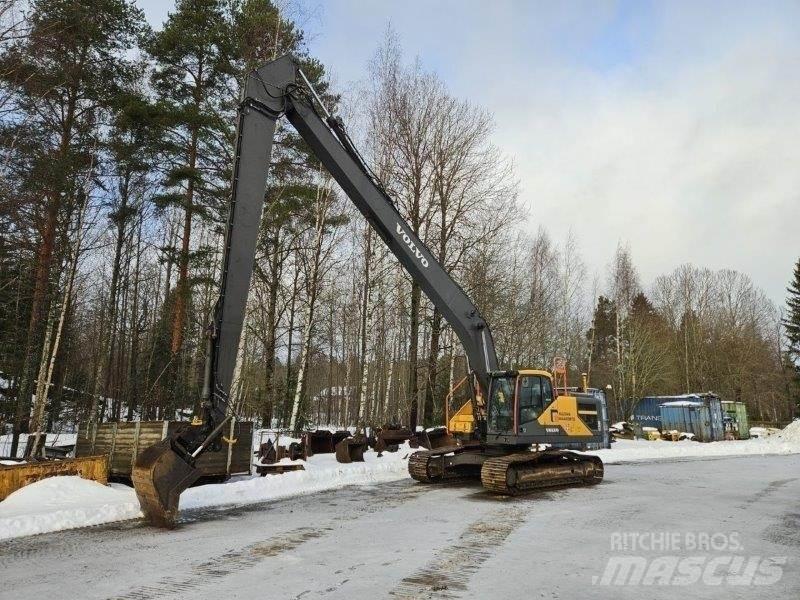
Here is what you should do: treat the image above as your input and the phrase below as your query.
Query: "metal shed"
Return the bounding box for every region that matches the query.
[76,419,253,480]
[721,401,750,439]
[660,401,725,442]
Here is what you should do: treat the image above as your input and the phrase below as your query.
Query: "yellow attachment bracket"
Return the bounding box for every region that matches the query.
[222,436,238,445]
[444,375,471,429]
[191,416,203,426]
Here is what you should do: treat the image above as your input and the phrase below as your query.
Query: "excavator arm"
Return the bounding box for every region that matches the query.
[133,54,499,527]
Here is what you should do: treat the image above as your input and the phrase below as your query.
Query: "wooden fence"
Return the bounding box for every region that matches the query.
[75,419,253,480]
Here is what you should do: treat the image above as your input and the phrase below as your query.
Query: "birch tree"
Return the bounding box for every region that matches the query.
[288,174,341,433]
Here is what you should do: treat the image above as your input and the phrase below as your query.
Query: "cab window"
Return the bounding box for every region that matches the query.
[488,376,515,433]
[542,377,553,404]
[519,375,546,426]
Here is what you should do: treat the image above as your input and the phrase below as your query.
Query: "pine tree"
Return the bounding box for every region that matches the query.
[149,0,234,346]
[146,0,236,409]
[588,296,616,363]
[784,258,800,359]
[95,85,164,421]
[784,258,800,417]
[0,0,145,453]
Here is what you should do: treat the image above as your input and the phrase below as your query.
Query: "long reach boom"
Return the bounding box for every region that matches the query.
[132,54,498,526]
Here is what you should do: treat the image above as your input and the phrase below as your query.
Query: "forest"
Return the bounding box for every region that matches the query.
[1,0,797,457]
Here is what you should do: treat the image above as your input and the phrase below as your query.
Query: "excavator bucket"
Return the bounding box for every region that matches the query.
[415,427,457,450]
[132,439,202,528]
[335,436,367,463]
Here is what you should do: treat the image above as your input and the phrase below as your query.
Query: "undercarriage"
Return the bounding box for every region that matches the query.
[409,445,604,495]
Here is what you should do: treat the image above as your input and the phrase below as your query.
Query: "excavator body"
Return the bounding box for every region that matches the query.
[411,369,604,493]
[132,54,604,527]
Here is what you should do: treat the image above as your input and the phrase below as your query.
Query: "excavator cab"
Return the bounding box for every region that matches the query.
[485,370,603,447]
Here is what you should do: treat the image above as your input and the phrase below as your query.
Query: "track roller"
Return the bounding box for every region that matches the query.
[481,450,603,495]
[408,445,483,483]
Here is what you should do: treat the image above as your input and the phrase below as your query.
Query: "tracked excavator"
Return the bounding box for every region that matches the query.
[132,55,604,528]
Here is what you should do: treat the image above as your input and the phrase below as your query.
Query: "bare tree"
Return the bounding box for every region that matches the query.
[289,173,340,432]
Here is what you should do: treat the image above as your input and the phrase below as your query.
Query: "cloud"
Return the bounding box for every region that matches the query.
[387,1,800,307]
[138,0,800,305]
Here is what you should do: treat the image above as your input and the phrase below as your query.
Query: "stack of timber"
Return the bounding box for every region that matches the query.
[76,419,253,481]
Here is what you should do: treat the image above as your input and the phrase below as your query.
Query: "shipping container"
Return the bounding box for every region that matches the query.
[659,400,725,442]
[703,395,725,441]
[76,419,253,480]
[721,401,750,439]
[631,396,696,430]
[631,394,725,437]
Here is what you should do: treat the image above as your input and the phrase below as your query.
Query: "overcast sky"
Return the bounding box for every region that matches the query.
[138,0,799,307]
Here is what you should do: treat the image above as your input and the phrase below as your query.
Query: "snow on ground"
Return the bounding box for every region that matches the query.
[588,420,800,463]
[0,476,140,540]
[182,445,410,510]
[0,444,412,541]
[2,422,800,541]
[775,418,800,442]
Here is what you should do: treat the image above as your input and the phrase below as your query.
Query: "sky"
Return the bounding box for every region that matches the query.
[138,0,800,308]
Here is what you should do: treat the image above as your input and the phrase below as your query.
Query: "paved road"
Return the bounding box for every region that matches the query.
[1,454,798,599]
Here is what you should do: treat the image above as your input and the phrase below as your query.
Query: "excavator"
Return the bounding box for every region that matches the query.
[132,55,604,528]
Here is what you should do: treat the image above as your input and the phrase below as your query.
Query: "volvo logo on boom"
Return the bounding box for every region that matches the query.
[396,223,429,268]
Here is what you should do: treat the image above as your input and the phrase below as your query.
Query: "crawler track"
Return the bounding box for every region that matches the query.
[408,446,481,484]
[481,450,603,495]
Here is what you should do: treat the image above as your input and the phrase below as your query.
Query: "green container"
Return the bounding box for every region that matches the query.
[721,401,749,439]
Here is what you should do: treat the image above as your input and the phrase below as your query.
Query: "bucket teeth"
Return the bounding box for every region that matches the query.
[132,439,202,528]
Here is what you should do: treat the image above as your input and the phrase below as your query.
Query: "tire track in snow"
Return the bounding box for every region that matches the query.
[389,505,527,599]
[109,526,331,600]
[0,517,146,569]
[108,481,428,600]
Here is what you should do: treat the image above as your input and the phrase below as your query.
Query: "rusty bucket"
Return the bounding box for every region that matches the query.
[335,436,367,463]
[414,427,457,450]
[131,439,202,528]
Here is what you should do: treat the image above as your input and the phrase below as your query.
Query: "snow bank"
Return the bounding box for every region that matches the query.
[0,445,412,541]
[182,446,411,511]
[588,431,800,464]
[777,419,800,443]
[0,476,140,540]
